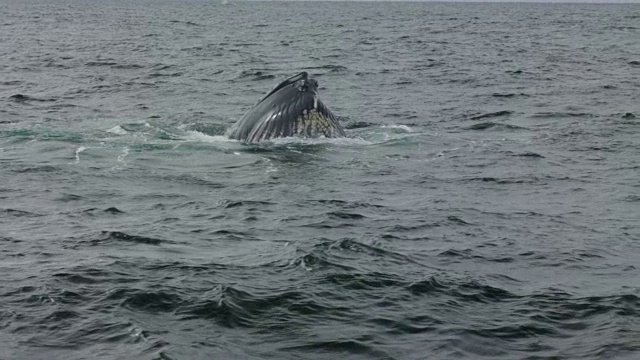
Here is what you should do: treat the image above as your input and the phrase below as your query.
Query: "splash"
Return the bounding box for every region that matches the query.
[74,146,87,163]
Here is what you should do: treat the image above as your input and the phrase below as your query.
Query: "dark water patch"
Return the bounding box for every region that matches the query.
[409,275,517,303]
[312,238,416,268]
[369,316,439,335]
[523,293,640,324]
[491,93,529,98]
[2,285,37,297]
[439,248,477,259]
[327,211,366,220]
[57,193,84,202]
[104,207,125,214]
[0,80,23,86]
[622,195,640,202]
[454,281,517,303]
[238,70,275,81]
[53,273,100,285]
[385,111,418,120]
[170,19,201,27]
[9,94,30,102]
[384,221,442,233]
[294,250,359,272]
[55,320,135,346]
[469,111,513,121]
[54,290,88,305]
[467,323,560,340]
[221,200,274,209]
[345,121,375,129]
[152,64,174,71]
[406,276,449,296]
[439,248,514,264]
[447,215,472,225]
[148,71,183,78]
[46,103,78,111]
[324,272,404,291]
[52,266,117,286]
[308,64,349,73]
[621,113,635,119]
[175,285,279,327]
[115,64,146,70]
[99,231,166,246]
[209,229,253,240]
[85,61,118,67]
[2,208,41,217]
[464,176,556,185]
[281,339,392,359]
[120,290,184,313]
[465,122,527,131]
[8,94,56,103]
[13,165,61,173]
[531,112,596,119]
[628,60,640,66]
[413,59,443,70]
[160,174,226,188]
[311,199,384,209]
[39,309,82,323]
[506,151,545,158]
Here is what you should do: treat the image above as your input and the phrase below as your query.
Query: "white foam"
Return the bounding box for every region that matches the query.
[267,136,372,147]
[381,124,414,132]
[184,131,238,143]
[106,125,128,135]
[74,146,87,163]
[117,147,130,163]
[263,157,278,173]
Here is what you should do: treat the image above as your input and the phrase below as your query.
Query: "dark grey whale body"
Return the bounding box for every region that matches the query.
[228,72,346,143]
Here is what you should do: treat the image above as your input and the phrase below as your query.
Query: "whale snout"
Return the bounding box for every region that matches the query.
[299,78,318,93]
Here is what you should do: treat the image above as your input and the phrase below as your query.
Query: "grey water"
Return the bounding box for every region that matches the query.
[1,0,639,359]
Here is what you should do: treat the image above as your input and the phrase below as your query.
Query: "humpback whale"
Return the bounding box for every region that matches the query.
[228,72,346,143]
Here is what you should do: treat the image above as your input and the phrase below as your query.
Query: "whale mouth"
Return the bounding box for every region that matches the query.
[227,71,346,143]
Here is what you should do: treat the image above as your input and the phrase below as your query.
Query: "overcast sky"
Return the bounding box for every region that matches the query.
[323,0,640,3]
[432,0,640,2]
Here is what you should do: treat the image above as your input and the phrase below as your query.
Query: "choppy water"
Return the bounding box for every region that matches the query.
[2,1,640,359]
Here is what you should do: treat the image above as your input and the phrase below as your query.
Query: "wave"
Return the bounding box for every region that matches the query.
[98,231,167,246]
[8,94,56,103]
[469,110,513,120]
[237,70,276,81]
[465,122,528,131]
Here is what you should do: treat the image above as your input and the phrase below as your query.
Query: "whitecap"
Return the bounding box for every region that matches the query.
[106,125,128,135]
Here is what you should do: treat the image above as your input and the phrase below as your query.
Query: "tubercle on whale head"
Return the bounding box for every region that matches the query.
[297,77,318,94]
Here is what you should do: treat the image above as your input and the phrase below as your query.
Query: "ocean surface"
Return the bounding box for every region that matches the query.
[1,1,639,359]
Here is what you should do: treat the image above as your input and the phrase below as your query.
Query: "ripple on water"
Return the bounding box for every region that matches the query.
[1,1,639,359]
